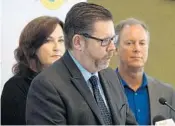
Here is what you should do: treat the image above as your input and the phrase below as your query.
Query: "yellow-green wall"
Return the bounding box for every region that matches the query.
[88,0,175,87]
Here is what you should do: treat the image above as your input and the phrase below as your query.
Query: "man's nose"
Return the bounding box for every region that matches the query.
[133,43,141,52]
[107,41,116,51]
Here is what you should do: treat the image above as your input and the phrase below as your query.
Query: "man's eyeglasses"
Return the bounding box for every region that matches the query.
[80,33,118,46]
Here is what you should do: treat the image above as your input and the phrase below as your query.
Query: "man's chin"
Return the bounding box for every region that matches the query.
[129,64,144,70]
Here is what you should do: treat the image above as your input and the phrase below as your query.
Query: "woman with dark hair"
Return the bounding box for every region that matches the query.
[1,16,65,125]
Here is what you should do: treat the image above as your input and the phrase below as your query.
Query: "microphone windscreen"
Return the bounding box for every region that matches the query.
[159,97,167,105]
[153,115,166,125]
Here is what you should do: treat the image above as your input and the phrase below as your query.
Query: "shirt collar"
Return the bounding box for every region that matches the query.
[68,51,98,82]
[116,68,148,88]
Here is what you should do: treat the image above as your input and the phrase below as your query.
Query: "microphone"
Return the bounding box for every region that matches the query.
[153,115,175,126]
[159,97,175,112]
[153,115,166,125]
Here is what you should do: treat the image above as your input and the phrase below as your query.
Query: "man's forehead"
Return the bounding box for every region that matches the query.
[122,24,146,33]
[92,20,115,36]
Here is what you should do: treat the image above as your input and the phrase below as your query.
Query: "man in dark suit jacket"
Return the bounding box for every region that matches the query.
[115,18,175,125]
[26,2,137,125]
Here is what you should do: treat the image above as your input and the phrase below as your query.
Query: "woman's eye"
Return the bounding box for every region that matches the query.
[58,39,64,43]
[45,39,53,42]
[126,42,131,45]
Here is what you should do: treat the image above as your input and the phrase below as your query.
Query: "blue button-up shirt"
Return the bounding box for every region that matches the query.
[116,69,150,125]
[68,51,109,108]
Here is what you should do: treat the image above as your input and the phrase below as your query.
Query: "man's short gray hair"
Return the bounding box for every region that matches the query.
[115,18,150,46]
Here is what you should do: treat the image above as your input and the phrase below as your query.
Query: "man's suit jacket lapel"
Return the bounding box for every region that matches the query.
[148,76,175,124]
[147,76,160,124]
[99,70,122,125]
[62,51,104,124]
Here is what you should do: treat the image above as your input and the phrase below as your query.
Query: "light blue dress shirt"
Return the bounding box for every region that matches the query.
[68,51,109,108]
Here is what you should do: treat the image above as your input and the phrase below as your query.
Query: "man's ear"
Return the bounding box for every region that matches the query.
[72,34,84,51]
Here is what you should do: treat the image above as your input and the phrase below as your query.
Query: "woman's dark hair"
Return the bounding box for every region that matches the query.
[12,16,64,75]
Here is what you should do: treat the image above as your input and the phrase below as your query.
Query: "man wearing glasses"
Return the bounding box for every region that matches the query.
[26,2,137,125]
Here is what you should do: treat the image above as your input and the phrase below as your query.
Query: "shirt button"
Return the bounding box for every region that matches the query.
[138,109,140,112]
[135,93,138,96]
